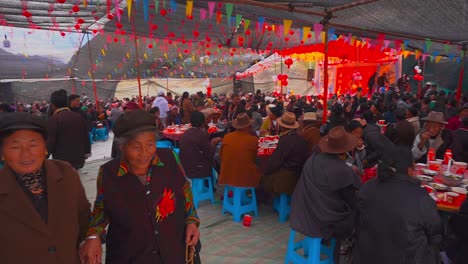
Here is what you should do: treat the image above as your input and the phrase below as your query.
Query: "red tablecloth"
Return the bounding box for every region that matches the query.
[162,130,185,141]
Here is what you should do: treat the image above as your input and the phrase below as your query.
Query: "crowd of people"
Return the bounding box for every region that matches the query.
[1,82,468,263]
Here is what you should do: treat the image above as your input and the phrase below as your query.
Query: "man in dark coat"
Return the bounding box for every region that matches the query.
[290,126,360,261]
[354,146,442,264]
[179,112,221,179]
[262,112,308,195]
[455,117,468,162]
[47,90,91,169]
[361,111,394,168]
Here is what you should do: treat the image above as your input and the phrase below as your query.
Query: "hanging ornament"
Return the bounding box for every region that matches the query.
[284,58,293,69]
[74,24,81,30]
[57,0,66,3]
[60,32,66,36]
[23,11,32,18]
[160,9,167,16]
[282,80,288,86]
[72,5,80,13]
[107,14,114,20]
[77,18,85,24]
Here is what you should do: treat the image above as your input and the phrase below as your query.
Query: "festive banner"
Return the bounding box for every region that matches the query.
[302,26,310,41]
[313,23,323,42]
[235,14,242,26]
[283,19,292,37]
[208,2,216,18]
[186,0,194,18]
[200,8,207,20]
[225,3,234,25]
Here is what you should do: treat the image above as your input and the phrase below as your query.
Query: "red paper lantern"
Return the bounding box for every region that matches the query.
[206,36,211,42]
[281,80,288,86]
[23,11,32,18]
[148,44,153,49]
[267,26,273,31]
[57,0,66,3]
[285,58,293,69]
[151,24,158,30]
[245,30,251,35]
[92,29,98,34]
[74,24,81,30]
[107,14,114,20]
[77,18,85,24]
[193,31,199,37]
[116,22,123,29]
[160,9,167,16]
[60,32,66,37]
[289,30,294,35]
[72,5,80,13]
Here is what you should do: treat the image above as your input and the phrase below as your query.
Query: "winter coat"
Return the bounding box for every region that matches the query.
[354,174,442,264]
[179,127,215,179]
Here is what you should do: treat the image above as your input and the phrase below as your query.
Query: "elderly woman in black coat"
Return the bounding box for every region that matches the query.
[80,110,200,264]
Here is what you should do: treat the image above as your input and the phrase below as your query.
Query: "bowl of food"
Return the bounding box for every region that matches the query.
[430,182,448,191]
[442,173,464,186]
[417,175,434,182]
[422,169,438,176]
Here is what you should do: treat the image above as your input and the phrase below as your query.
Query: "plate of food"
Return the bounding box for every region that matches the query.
[422,169,438,176]
[429,182,448,191]
[417,175,434,182]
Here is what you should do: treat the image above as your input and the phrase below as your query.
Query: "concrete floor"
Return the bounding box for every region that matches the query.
[79,133,291,264]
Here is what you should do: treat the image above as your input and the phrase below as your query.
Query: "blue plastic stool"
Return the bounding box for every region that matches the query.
[156,140,174,148]
[222,186,258,222]
[94,127,108,141]
[191,177,215,208]
[285,229,335,264]
[274,194,291,223]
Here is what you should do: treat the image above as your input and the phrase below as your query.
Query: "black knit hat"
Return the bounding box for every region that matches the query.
[113,110,157,138]
[0,112,47,139]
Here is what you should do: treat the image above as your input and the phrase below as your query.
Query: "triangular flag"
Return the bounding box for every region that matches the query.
[422,53,429,62]
[425,38,432,52]
[243,19,251,31]
[200,8,207,20]
[225,3,234,25]
[449,53,455,60]
[444,44,450,54]
[313,23,323,42]
[403,40,409,50]
[435,55,442,63]
[402,50,410,59]
[154,0,159,14]
[394,39,402,51]
[143,0,149,21]
[327,28,335,41]
[415,50,422,60]
[127,0,132,18]
[384,40,390,49]
[236,14,242,26]
[170,0,177,13]
[283,19,292,37]
[208,2,216,18]
[186,0,194,18]
[115,0,121,21]
[257,17,265,32]
[302,26,311,41]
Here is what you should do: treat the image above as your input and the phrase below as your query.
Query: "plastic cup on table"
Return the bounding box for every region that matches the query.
[428,160,442,172]
[378,120,385,125]
[446,192,460,205]
[452,162,467,175]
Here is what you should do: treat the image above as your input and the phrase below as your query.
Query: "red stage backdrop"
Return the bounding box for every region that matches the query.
[335,65,378,95]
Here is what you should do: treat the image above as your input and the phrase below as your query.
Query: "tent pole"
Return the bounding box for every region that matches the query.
[132,16,143,109]
[321,11,332,124]
[457,44,466,101]
[86,33,99,108]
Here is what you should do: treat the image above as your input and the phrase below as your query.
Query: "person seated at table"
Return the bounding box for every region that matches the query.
[262,112,308,196]
[260,106,282,136]
[299,112,322,156]
[180,112,222,179]
[222,93,245,125]
[384,107,415,148]
[165,105,181,126]
[412,111,463,163]
[290,126,360,262]
[362,110,394,168]
[218,113,261,187]
[447,196,468,263]
[353,145,442,264]
[345,120,366,176]
[149,106,164,129]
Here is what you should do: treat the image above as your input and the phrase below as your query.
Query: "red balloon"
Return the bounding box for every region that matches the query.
[281,80,288,86]
[92,29,98,34]
[206,36,211,42]
[74,24,81,30]
[72,5,80,13]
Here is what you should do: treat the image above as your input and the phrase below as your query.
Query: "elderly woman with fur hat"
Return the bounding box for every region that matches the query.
[0,112,90,263]
[80,110,200,264]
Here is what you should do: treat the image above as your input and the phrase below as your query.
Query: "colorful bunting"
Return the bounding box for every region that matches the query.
[127,0,132,18]
[186,0,194,18]
[425,38,432,52]
[225,3,234,25]
[208,2,216,18]
[283,19,292,37]
[302,26,311,41]
[313,23,323,42]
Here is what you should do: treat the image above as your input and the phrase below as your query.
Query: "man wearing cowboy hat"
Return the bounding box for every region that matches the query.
[290,126,361,262]
[412,111,463,163]
[262,112,309,196]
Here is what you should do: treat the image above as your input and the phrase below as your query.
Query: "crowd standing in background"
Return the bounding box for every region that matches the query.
[1,81,468,263]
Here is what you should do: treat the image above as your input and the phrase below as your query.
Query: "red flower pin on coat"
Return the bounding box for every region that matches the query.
[155,188,176,222]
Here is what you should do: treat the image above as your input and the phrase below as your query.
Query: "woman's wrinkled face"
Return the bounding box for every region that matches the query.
[123,131,157,171]
[1,130,46,174]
